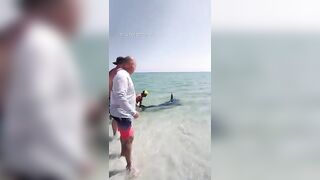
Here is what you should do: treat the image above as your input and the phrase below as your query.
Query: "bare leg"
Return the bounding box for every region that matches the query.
[124,136,134,170]
[112,120,118,136]
[120,138,125,157]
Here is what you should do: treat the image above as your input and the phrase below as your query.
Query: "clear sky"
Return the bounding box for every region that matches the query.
[214,0,320,32]
[109,0,211,72]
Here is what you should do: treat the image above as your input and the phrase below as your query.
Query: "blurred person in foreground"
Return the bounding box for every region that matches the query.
[109,57,126,139]
[0,14,25,133]
[2,0,92,179]
[109,57,139,174]
[0,33,11,122]
[0,29,19,158]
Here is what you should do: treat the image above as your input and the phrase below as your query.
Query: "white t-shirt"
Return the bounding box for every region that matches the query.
[110,69,137,118]
[3,20,87,179]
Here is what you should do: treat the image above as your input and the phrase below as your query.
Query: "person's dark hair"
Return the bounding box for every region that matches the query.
[113,56,125,65]
[17,0,57,11]
[116,56,125,63]
[113,56,133,65]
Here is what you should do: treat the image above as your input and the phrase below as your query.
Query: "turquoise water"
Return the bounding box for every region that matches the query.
[109,72,211,180]
[132,72,211,111]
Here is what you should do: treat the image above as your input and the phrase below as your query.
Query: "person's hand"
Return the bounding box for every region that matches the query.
[133,112,139,119]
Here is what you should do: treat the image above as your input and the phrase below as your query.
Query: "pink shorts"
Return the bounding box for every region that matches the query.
[119,127,134,140]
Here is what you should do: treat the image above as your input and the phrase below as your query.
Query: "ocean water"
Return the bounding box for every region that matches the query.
[109,72,211,180]
[213,32,320,180]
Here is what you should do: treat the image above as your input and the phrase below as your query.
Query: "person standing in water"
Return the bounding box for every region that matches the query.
[110,56,139,172]
[136,90,148,107]
[109,57,126,137]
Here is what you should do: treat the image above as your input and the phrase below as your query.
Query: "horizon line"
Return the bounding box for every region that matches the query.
[134,71,211,73]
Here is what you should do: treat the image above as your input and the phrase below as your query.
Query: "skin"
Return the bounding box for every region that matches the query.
[23,0,82,37]
[136,93,147,107]
[122,57,137,75]
[136,94,143,107]
[121,137,134,169]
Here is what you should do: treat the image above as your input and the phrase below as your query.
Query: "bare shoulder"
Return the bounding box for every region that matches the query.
[109,68,115,76]
[109,68,116,78]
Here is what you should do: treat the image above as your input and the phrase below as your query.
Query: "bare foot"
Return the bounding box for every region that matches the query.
[120,151,125,157]
[127,166,140,178]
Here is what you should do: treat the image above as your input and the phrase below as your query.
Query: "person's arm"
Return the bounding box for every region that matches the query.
[139,97,143,107]
[136,94,143,107]
[113,73,137,116]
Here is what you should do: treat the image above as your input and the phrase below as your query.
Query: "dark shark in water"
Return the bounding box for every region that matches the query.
[140,93,182,112]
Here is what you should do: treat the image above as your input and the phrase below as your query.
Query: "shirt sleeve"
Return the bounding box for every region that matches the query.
[112,73,137,116]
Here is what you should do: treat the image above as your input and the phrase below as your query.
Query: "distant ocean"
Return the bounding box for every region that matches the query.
[110,72,211,180]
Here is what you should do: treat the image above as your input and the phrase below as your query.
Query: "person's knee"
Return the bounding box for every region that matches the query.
[128,136,134,143]
[125,137,134,147]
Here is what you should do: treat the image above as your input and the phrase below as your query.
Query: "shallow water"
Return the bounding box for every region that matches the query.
[109,72,211,180]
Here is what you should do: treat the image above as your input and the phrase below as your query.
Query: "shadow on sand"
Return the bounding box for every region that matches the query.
[109,153,120,160]
[109,169,126,178]
[108,136,114,142]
